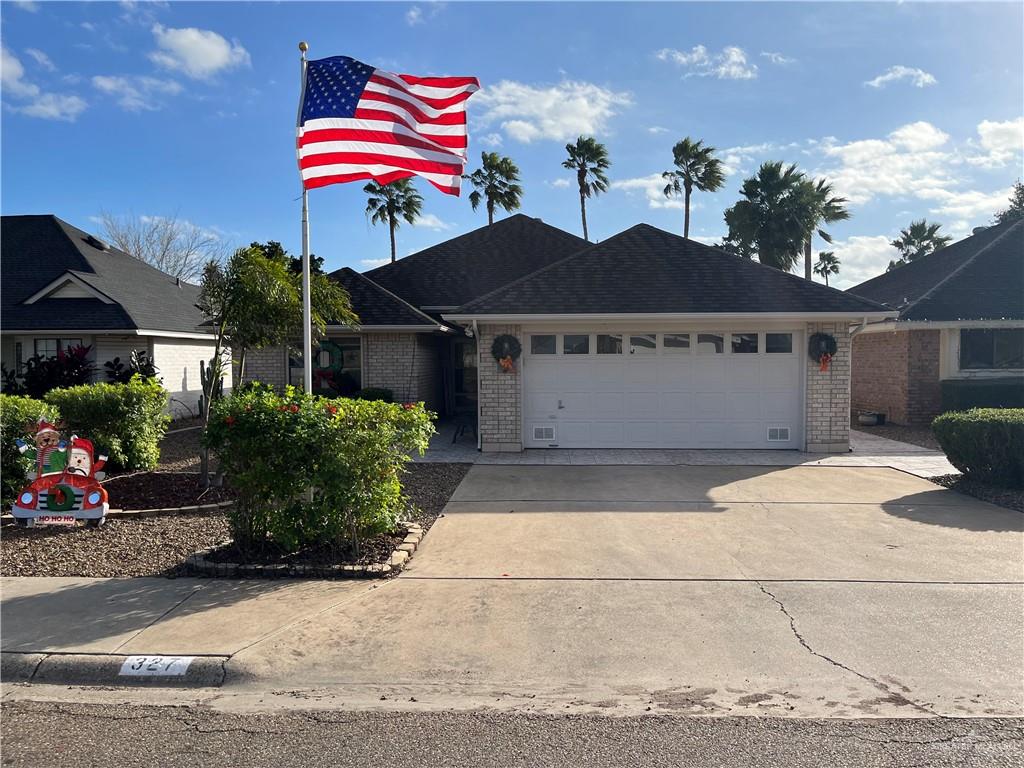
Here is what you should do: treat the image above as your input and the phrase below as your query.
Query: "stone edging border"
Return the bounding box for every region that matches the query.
[184,520,425,579]
[0,500,235,524]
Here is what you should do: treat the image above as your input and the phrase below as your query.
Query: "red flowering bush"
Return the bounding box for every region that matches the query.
[204,384,434,555]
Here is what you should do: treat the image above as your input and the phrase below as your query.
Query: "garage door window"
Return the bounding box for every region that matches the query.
[563,334,590,355]
[597,334,623,354]
[696,333,724,354]
[629,334,656,354]
[530,334,556,354]
[731,333,758,353]
[663,333,690,352]
[766,333,793,354]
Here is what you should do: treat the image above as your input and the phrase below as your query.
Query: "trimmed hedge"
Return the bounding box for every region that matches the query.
[45,376,171,471]
[355,387,394,403]
[941,377,1024,412]
[0,394,59,508]
[932,408,1024,488]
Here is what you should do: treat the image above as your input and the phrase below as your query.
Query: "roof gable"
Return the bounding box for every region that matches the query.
[451,224,890,317]
[327,267,445,328]
[846,220,1023,321]
[1,214,209,334]
[365,214,588,310]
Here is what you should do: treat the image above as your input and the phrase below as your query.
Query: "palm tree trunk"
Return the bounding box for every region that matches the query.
[389,218,397,263]
[684,187,692,239]
[804,239,812,280]
[487,198,494,226]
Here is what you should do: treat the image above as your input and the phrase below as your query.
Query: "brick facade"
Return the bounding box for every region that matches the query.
[243,347,287,390]
[363,333,441,410]
[805,321,852,453]
[851,329,941,426]
[477,324,522,452]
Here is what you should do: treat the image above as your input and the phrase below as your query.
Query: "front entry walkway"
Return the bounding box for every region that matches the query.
[418,421,956,478]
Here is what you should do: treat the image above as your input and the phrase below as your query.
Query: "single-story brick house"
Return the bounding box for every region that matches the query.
[1,214,231,415]
[250,215,894,453]
[847,219,1024,426]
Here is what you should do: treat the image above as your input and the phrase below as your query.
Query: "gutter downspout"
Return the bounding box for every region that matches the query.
[471,320,481,451]
[851,317,870,337]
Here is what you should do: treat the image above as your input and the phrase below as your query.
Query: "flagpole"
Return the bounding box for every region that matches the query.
[298,41,313,394]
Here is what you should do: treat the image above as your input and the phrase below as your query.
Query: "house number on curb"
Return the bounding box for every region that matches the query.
[119,655,195,676]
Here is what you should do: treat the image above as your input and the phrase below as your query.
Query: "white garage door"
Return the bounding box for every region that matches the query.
[523,330,803,449]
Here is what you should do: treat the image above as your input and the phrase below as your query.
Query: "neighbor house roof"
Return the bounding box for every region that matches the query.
[447,224,892,319]
[1,214,210,335]
[365,214,588,312]
[846,219,1024,322]
[326,267,449,329]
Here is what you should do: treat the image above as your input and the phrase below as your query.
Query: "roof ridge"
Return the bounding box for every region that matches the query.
[900,218,1024,317]
[334,267,443,327]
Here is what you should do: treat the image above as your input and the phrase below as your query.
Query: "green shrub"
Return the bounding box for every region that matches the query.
[355,387,394,403]
[45,376,170,471]
[932,408,1024,488]
[204,384,434,555]
[0,395,60,508]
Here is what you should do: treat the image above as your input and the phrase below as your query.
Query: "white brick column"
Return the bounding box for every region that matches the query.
[477,324,523,452]
[805,321,852,453]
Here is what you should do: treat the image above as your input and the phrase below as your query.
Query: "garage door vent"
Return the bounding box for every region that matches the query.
[767,427,790,442]
[533,425,555,441]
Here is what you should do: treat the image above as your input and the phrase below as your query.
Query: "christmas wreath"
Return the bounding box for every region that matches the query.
[808,332,838,373]
[491,334,522,373]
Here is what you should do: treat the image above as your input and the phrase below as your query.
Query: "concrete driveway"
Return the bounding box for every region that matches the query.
[232,465,1024,718]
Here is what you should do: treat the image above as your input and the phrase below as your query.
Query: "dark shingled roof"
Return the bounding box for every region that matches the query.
[2,214,209,334]
[452,224,891,316]
[365,214,588,311]
[326,267,443,327]
[847,219,1024,321]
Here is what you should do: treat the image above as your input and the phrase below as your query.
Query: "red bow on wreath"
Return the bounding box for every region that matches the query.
[498,355,515,372]
[819,352,832,372]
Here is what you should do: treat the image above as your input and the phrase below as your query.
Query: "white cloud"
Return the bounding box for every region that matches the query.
[25,48,56,72]
[405,2,445,26]
[478,132,503,147]
[149,24,250,80]
[361,257,391,268]
[761,51,795,66]
[927,186,1014,221]
[719,142,786,177]
[865,65,937,89]
[92,74,182,111]
[548,178,571,188]
[11,1,39,12]
[0,46,86,121]
[647,126,669,134]
[411,213,453,231]
[405,6,424,25]
[829,235,897,289]
[657,45,758,80]
[967,117,1024,168]
[611,173,686,210]
[474,79,631,143]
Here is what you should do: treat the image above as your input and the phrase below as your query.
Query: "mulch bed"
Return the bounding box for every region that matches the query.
[104,472,237,510]
[2,462,472,578]
[155,427,214,473]
[930,474,1024,513]
[851,420,942,451]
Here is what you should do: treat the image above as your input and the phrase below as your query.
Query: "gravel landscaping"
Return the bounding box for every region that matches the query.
[929,474,1024,513]
[104,472,236,510]
[851,420,941,450]
[1,463,471,578]
[156,426,212,473]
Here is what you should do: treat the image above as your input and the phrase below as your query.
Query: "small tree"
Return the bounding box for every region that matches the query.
[662,137,725,239]
[994,180,1024,224]
[99,210,229,283]
[464,152,523,225]
[887,219,952,271]
[562,136,610,242]
[813,250,841,287]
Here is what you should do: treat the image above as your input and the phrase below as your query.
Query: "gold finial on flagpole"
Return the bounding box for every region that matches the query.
[298,41,309,53]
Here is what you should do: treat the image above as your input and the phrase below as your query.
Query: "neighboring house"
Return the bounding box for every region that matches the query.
[1,214,231,416]
[251,216,893,453]
[847,219,1024,426]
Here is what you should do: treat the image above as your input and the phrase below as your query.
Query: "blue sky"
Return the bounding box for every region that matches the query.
[2,0,1022,288]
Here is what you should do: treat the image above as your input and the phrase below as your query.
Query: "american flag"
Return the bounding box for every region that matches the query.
[297,55,480,196]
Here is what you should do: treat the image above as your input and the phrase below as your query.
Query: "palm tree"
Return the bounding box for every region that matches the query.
[363,178,423,263]
[562,136,610,241]
[887,219,952,271]
[464,152,523,225]
[813,250,840,287]
[662,137,725,238]
[800,178,850,280]
[723,161,811,271]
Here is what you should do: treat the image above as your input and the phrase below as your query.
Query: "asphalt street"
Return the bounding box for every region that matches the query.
[2,701,1023,768]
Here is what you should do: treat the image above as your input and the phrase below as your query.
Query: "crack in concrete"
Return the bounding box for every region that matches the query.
[754,581,943,719]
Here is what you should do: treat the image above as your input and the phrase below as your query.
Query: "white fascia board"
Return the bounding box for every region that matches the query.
[1,328,217,340]
[323,324,450,333]
[21,273,116,305]
[419,306,459,311]
[443,311,897,324]
[859,318,1024,333]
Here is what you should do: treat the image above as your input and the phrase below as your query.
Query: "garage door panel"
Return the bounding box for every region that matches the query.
[762,390,795,420]
[659,392,691,418]
[592,392,624,414]
[528,392,560,416]
[761,358,799,387]
[727,359,761,389]
[591,421,624,445]
[561,392,592,415]
[693,391,725,418]
[624,362,658,386]
[627,421,660,444]
[726,393,762,420]
[625,392,659,419]
[657,361,691,387]
[729,421,763,446]
[592,364,625,388]
[693,360,726,388]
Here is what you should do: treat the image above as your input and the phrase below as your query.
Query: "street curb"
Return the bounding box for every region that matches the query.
[2,652,229,688]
